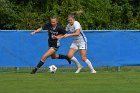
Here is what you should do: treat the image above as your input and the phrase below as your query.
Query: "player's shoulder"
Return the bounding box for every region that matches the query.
[73,21,81,28]
[43,22,51,27]
[42,22,51,30]
[74,21,80,26]
[57,24,64,29]
[57,24,65,31]
[74,21,80,24]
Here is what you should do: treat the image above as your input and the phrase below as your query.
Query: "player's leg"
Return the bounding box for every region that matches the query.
[80,49,96,73]
[49,47,71,64]
[68,43,83,73]
[31,48,56,74]
[58,54,72,64]
[50,53,71,64]
[79,42,96,73]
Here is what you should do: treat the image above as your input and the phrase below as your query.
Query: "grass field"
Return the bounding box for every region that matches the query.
[0,68,140,93]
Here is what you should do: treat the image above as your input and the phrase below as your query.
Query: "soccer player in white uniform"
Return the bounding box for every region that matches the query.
[54,11,96,73]
[65,13,96,73]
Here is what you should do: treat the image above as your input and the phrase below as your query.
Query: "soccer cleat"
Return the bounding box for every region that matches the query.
[66,58,71,64]
[91,70,96,74]
[75,66,83,73]
[30,68,38,74]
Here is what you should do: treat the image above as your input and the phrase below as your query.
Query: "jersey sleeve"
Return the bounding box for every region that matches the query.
[74,21,81,30]
[42,22,50,30]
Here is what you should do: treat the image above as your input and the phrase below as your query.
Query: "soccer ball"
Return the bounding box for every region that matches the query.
[48,65,57,73]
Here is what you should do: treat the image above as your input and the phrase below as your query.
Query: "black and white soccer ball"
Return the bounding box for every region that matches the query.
[48,65,57,73]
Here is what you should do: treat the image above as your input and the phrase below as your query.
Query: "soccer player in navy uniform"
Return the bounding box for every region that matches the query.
[30,16,71,74]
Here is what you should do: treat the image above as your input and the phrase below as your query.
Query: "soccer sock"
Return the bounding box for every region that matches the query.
[31,60,44,74]
[58,54,69,59]
[84,59,95,71]
[36,60,44,69]
[58,54,71,64]
[71,56,82,68]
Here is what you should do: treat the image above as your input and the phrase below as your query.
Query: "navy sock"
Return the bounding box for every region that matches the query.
[58,54,68,59]
[58,54,71,64]
[36,60,44,68]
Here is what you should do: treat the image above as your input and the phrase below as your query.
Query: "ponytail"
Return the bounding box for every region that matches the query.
[68,10,83,19]
[71,10,83,16]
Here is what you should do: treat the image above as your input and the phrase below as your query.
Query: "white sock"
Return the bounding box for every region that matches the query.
[85,59,96,71]
[71,56,82,68]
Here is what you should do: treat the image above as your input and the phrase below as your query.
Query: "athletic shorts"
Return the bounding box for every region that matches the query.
[70,41,87,50]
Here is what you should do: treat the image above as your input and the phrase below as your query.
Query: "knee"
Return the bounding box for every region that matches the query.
[67,54,73,59]
[81,56,87,62]
[51,56,56,59]
[51,54,59,59]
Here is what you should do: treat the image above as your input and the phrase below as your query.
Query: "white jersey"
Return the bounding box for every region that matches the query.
[66,21,87,43]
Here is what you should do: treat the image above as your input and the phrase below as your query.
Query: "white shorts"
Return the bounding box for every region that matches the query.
[70,42,87,50]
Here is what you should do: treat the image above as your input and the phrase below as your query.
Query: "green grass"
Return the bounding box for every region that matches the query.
[0,69,140,93]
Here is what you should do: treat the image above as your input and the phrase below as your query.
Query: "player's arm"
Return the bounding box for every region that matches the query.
[31,27,42,35]
[52,26,67,39]
[52,29,80,39]
[31,23,49,35]
[52,34,65,39]
[64,29,80,38]
[63,23,81,38]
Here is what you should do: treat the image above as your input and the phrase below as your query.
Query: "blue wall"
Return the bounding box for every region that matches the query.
[0,30,140,67]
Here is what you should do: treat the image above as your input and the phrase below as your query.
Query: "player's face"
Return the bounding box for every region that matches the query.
[68,17,74,25]
[51,18,58,27]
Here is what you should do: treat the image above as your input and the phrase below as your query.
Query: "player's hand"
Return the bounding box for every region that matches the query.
[63,34,70,38]
[52,35,62,39]
[31,31,36,35]
[52,35,57,39]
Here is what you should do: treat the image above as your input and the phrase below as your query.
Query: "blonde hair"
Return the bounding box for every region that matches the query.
[50,15,59,22]
[68,10,83,19]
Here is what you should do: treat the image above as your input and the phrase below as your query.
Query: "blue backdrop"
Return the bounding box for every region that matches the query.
[0,30,140,67]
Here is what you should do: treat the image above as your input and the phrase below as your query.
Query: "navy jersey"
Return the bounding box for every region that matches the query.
[42,22,66,48]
